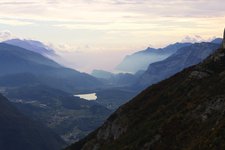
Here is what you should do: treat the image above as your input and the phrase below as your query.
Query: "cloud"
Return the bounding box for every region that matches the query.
[0,18,34,26]
[0,0,224,22]
[0,30,13,41]
[181,35,217,43]
[181,35,204,43]
[0,0,223,33]
[48,43,77,52]
[0,1,37,5]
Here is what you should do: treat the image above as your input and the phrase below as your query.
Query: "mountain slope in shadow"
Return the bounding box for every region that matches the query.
[0,94,65,150]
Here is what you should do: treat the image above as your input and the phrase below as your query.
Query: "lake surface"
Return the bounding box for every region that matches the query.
[74,93,97,101]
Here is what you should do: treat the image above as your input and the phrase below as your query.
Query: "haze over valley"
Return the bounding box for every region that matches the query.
[0,1,225,150]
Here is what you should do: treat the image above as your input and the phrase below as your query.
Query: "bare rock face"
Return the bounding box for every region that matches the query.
[80,110,129,150]
[96,121,127,140]
[189,70,210,79]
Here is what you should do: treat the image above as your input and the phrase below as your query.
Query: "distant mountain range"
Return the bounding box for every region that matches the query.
[0,93,65,150]
[92,69,139,87]
[92,70,114,79]
[116,42,192,73]
[91,40,222,110]
[0,43,102,93]
[4,39,56,57]
[136,42,221,89]
[66,34,225,150]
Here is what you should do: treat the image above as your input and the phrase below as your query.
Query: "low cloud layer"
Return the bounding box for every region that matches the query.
[0,30,13,41]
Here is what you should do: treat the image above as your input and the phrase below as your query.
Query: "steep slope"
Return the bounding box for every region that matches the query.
[116,42,191,73]
[0,43,102,92]
[4,38,56,56]
[137,42,220,89]
[66,46,225,149]
[0,94,65,150]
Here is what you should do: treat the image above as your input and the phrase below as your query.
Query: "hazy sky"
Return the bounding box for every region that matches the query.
[0,0,224,72]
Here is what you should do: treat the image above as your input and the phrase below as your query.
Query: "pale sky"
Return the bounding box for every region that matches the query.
[0,0,224,72]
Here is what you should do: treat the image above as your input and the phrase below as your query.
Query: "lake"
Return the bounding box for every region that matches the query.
[74,93,97,101]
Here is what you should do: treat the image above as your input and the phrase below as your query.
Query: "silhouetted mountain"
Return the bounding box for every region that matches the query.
[66,35,225,150]
[109,73,138,86]
[134,70,145,77]
[4,39,56,56]
[211,38,223,44]
[0,93,65,150]
[116,42,191,73]
[92,69,138,87]
[0,43,102,92]
[91,70,114,79]
[136,42,220,89]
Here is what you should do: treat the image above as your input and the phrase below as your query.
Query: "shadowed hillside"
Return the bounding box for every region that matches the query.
[0,94,65,150]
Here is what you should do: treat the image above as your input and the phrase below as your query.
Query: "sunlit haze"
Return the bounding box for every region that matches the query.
[0,0,224,72]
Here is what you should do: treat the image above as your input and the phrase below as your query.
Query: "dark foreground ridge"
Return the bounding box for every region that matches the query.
[66,33,225,150]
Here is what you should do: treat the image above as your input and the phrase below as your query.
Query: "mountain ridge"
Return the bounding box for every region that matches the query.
[116,42,192,73]
[136,42,220,89]
[0,43,102,92]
